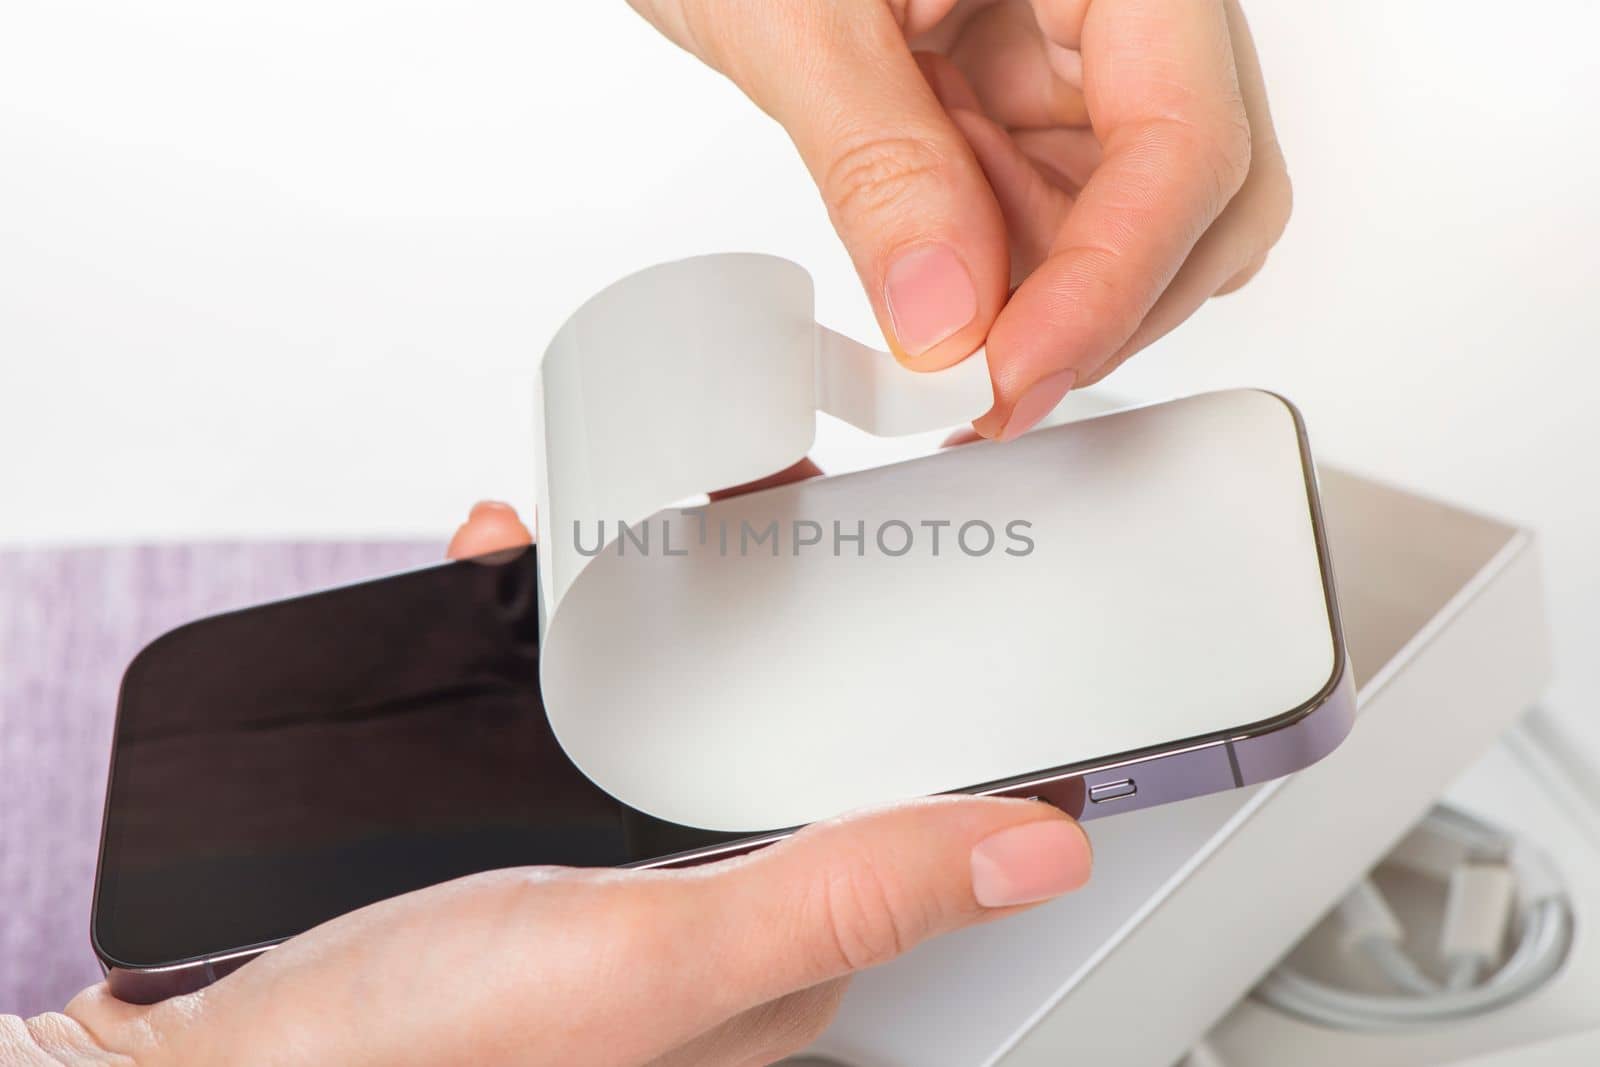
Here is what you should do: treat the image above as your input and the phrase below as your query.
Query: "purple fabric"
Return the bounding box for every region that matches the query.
[0,542,438,1016]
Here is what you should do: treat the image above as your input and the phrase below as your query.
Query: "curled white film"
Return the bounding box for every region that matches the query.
[535,254,1337,833]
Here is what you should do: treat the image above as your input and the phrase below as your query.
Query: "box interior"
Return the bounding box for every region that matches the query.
[810,468,1537,1067]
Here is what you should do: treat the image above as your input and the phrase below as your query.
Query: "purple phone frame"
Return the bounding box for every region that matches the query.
[94,393,1353,1003]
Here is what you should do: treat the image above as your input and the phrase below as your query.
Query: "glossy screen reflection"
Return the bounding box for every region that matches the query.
[93,547,740,968]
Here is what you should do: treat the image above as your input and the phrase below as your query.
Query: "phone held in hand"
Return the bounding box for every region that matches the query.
[92,391,1352,1003]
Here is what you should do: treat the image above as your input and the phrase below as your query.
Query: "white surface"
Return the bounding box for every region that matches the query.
[543,391,1335,831]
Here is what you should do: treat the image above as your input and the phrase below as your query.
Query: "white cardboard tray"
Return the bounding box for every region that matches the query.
[1197,715,1600,1065]
[805,467,1550,1067]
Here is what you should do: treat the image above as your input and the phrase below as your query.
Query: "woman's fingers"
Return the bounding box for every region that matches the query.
[670,796,1091,1012]
[947,105,1074,281]
[445,500,533,559]
[632,0,1007,370]
[1079,0,1290,386]
[946,2,1088,130]
[139,798,1088,1067]
[1009,126,1103,195]
[976,0,1252,440]
[632,0,1285,439]
[646,980,849,1067]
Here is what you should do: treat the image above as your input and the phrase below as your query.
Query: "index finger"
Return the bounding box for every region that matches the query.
[975,0,1250,439]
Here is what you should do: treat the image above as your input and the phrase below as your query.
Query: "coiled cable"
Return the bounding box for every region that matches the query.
[1253,805,1573,1031]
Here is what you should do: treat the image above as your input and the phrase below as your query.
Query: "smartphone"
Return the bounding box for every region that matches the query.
[91,545,767,1003]
[93,401,1353,1004]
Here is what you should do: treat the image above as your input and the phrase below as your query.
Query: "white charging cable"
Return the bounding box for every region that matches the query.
[1253,805,1573,1030]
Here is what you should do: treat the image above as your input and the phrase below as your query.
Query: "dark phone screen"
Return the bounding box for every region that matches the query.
[93,547,742,968]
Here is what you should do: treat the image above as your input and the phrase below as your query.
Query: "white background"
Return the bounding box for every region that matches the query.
[2,2,1597,752]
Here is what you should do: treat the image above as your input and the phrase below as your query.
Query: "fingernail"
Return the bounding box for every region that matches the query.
[997,369,1077,441]
[884,244,978,359]
[970,819,1092,908]
[470,500,514,517]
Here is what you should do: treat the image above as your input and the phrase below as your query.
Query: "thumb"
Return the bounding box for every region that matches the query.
[662,0,1010,369]
[692,796,1092,1007]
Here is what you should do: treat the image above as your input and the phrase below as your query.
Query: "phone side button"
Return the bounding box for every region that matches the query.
[1087,778,1137,804]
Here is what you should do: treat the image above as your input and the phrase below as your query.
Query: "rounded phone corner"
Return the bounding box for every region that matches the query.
[1219,380,1355,785]
[1229,655,1357,786]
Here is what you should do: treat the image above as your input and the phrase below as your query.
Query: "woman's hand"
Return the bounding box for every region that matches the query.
[630,0,1291,439]
[10,502,1092,1067]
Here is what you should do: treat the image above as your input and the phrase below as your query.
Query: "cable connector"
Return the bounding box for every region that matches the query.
[1254,805,1573,1031]
[1336,878,1441,994]
[1335,877,1405,953]
[1440,860,1516,966]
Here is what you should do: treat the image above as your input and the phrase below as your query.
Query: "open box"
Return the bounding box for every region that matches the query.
[804,467,1551,1066]
[1195,714,1600,1065]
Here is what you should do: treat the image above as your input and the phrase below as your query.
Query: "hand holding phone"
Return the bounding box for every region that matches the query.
[74,796,1088,1067]
[61,501,1091,1067]
[92,392,1348,1008]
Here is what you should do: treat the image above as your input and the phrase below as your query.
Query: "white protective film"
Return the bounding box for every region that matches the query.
[536,255,1336,833]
